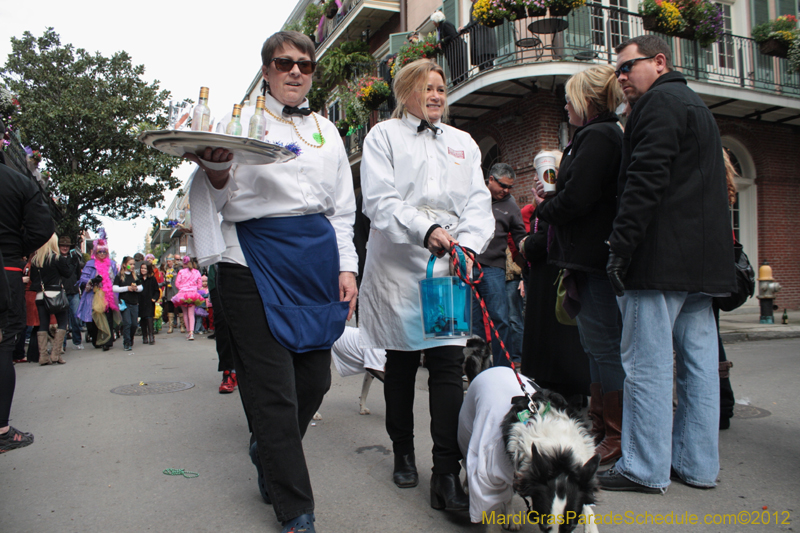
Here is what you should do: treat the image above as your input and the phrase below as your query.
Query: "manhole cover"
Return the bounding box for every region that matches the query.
[110,381,194,396]
[733,404,771,419]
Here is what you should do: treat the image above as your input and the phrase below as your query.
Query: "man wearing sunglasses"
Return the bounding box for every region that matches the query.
[470,163,527,368]
[600,35,736,495]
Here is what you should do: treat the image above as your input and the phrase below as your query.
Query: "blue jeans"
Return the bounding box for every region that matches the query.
[471,265,511,368]
[574,272,625,393]
[505,278,524,364]
[120,304,139,348]
[67,293,82,346]
[614,291,720,490]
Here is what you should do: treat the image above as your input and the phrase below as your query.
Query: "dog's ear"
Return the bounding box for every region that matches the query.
[529,444,551,479]
[577,453,601,486]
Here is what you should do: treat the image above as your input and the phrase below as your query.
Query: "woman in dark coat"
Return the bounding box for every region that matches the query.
[463,0,497,71]
[29,234,72,365]
[432,11,468,84]
[138,262,160,345]
[521,189,590,405]
[534,64,625,465]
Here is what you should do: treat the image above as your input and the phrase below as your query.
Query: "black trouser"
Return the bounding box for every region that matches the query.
[384,346,464,475]
[210,287,234,372]
[713,305,735,421]
[1,268,25,427]
[217,263,331,522]
[35,299,68,330]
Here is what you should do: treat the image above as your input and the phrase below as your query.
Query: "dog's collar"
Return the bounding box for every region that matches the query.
[516,401,551,424]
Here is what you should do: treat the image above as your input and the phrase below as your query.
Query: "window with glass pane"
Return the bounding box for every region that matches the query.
[706,4,734,69]
[329,101,341,123]
[609,0,630,48]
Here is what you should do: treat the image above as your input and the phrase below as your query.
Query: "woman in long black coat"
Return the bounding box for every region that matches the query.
[138,262,160,345]
[464,0,497,71]
[521,183,590,406]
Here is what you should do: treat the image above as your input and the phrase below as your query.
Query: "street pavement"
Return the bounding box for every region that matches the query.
[1,322,798,533]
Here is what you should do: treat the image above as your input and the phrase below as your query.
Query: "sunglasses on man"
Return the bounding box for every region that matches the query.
[271,57,317,75]
[491,177,514,190]
[615,55,656,78]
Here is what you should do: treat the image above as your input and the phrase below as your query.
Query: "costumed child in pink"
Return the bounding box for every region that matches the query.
[171,257,203,341]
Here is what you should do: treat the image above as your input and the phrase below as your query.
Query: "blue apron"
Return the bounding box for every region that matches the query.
[236,213,350,353]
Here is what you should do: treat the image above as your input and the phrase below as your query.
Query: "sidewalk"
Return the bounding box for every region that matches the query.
[718,304,800,343]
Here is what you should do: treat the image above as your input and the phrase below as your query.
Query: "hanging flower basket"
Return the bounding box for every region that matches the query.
[759,37,790,58]
[335,120,350,137]
[642,14,658,31]
[549,5,572,16]
[528,5,547,17]
[510,5,527,19]
[676,27,696,40]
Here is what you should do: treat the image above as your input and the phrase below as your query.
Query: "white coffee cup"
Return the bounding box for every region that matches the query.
[534,151,558,193]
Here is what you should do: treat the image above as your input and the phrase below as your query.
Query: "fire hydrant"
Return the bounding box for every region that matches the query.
[757,261,781,324]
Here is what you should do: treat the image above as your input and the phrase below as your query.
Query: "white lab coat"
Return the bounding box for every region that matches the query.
[358,114,494,351]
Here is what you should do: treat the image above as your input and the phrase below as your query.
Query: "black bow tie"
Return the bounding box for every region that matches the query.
[283,105,312,117]
[417,120,441,135]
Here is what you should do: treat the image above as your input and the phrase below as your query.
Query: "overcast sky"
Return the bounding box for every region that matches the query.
[1,0,295,258]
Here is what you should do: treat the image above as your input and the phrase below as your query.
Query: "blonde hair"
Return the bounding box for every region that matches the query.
[722,149,739,207]
[565,65,624,124]
[391,59,449,123]
[31,233,59,269]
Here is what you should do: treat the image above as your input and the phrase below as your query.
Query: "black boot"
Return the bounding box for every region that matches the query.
[147,318,155,345]
[430,473,469,511]
[392,453,418,488]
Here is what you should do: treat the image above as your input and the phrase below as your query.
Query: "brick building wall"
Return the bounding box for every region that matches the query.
[717,117,800,310]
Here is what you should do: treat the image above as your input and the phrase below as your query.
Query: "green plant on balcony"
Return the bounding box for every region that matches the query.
[324,0,339,19]
[685,0,724,47]
[752,15,798,58]
[354,76,392,110]
[318,40,375,90]
[390,33,439,76]
[546,0,586,17]
[302,3,325,39]
[283,21,303,32]
[306,85,328,112]
[789,35,800,72]
[639,0,688,37]
[472,0,512,28]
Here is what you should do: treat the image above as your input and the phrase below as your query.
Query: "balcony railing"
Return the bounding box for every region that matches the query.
[315,0,361,47]
[344,124,368,156]
[437,3,800,97]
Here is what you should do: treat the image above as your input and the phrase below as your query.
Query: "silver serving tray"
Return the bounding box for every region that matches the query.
[138,130,296,165]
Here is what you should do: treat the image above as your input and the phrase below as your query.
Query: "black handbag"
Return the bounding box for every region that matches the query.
[36,265,70,314]
[714,241,755,312]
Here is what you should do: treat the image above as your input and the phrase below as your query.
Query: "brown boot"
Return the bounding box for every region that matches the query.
[179,313,186,333]
[596,390,622,465]
[167,313,175,334]
[51,329,67,364]
[37,331,51,365]
[589,383,605,445]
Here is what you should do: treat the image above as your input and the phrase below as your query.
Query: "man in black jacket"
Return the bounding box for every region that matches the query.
[600,35,736,493]
[0,162,55,453]
[59,236,85,350]
[471,163,527,368]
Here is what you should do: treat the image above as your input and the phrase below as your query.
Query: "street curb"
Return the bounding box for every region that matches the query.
[721,330,800,343]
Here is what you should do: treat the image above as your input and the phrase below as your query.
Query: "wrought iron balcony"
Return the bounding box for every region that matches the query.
[315,0,400,55]
[437,3,800,98]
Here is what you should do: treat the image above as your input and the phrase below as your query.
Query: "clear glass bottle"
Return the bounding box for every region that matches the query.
[226,104,243,136]
[248,96,267,140]
[191,87,211,132]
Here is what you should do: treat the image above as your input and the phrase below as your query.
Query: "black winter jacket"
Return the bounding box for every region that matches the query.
[0,164,54,266]
[535,113,622,274]
[608,72,736,292]
[30,254,72,292]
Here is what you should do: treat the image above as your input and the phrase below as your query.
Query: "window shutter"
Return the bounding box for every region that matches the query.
[750,0,769,26]
[775,0,798,17]
[389,32,412,55]
[443,0,459,26]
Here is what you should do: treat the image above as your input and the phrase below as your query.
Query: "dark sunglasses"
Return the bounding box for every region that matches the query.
[615,55,656,78]
[492,177,514,190]
[271,57,317,74]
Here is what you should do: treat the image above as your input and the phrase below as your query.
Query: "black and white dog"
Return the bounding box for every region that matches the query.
[459,339,600,532]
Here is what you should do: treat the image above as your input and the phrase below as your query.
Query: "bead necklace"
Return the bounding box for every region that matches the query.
[263,106,325,148]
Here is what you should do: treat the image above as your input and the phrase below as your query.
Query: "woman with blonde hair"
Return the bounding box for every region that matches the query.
[360,58,494,512]
[29,234,72,365]
[533,64,626,465]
